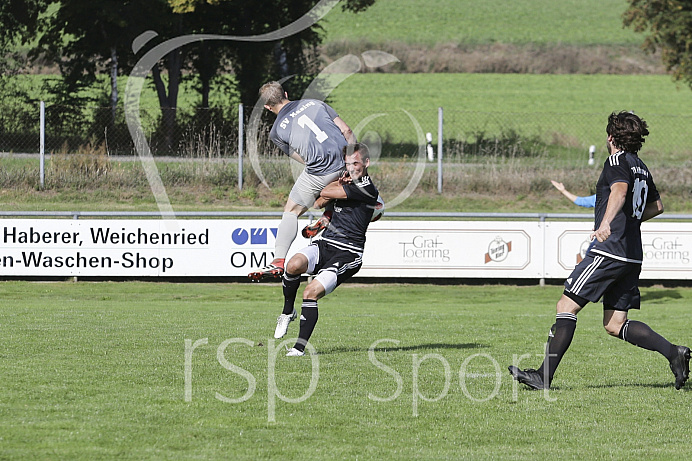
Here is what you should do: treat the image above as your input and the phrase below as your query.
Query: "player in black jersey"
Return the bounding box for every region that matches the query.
[510,111,690,390]
[273,143,380,356]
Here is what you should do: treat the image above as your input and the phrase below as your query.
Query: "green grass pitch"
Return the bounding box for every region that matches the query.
[1,281,691,459]
[321,0,641,46]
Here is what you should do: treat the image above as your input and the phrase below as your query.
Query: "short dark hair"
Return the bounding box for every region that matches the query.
[343,142,370,161]
[606,111,649,153]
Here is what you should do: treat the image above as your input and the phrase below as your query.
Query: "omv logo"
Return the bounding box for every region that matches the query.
[231,228,279,245]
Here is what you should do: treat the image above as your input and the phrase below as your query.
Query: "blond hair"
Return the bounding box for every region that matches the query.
[259,81,286,107]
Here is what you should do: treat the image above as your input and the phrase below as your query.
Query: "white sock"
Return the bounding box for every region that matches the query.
[274,212,299,259]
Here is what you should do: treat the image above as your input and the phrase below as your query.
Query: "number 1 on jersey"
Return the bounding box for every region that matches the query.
[297,114,328,143]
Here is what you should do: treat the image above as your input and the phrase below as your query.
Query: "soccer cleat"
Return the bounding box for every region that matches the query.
[302,216,330,238]
[286,347,305,357]
[274,309,297,339]
[669,345,691,390]
[508,365,547,390]
[248,259,285,282]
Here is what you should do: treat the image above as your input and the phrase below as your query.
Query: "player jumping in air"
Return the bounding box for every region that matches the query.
[509,111,690,390]
[248,81,355,281]
[273,143,380,356]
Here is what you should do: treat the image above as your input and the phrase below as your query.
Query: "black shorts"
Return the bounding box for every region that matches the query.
[298,239,363,295]
[563,254,641,311]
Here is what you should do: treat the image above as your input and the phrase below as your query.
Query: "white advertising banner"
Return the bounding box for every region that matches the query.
[1,219,690,279]
[0,219,289,277]
[360,221,544,278]
[544,221,692,280]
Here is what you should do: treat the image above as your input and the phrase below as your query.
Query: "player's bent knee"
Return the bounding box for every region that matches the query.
[603,310,627,337]
[303,280,326,300]
[603,318,626,337]
[284,198,308,215]
[312,270,337,297]
[286,254,308,275]
[556,294,582,315]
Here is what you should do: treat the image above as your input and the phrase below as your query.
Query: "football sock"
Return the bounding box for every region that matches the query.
[282,272,301,315]
[537,313,577,383]
[294,300,318,353]
[618,319,676,361]
[274,212,299,260]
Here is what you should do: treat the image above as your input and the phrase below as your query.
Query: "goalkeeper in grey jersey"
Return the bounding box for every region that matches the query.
[249,81,355,282]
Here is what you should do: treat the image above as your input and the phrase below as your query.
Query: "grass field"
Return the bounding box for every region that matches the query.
[1,281,691,459]
[321,0,642,46]
[329,74,692,116]
[327,74,692,159]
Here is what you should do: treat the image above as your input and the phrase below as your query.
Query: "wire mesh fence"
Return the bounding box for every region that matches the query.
[0,104,243,157]
[1,103,690,160]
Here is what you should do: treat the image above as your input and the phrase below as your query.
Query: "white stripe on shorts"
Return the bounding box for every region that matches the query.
[571,255,604,295]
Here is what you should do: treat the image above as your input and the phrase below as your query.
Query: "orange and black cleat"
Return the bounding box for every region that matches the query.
[248,259,285,282]
[302,211,332,239]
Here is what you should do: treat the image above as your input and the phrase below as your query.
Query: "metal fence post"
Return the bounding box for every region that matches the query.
[40,101,45,189]
[238,103,244,190]
[437,106,443,194]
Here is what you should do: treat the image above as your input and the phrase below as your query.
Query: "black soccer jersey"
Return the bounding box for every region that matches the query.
[589,151,660,263]
[269,99,347,175]
[320,175,379,252]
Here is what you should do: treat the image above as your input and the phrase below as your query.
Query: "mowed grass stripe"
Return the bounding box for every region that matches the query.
[1,281,691,459]
[327,73,692,156]
[321,0,642,46]
[329,74,692,116]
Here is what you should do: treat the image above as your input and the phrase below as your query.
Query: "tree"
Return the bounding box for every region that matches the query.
[623,0,692,90]
[0,1,51,150]
[0,0,49,79]
[167,0,376,107]
[39,0,161,128]
[36,0,376,153]
[154,0,376,149]
[0,0,48,49]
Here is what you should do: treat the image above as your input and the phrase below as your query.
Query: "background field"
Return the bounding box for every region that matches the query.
[327,73,692,160]
[321,0,642,46]
[1,281,691,460]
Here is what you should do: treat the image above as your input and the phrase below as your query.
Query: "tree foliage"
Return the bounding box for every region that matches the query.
[2,0,376,153]
[39,0,155,91]
[0,0,48,48]
[0,0,50,77]
[164,0,376,106]
[623,0,692,90]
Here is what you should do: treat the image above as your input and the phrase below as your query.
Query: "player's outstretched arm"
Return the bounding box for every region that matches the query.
[334,116,356,144]
[551,180,579,203]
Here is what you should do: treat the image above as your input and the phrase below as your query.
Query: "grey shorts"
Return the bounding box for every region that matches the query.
[289,170,342,208]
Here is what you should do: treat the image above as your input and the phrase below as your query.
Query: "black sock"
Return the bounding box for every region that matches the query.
[618,319,676,361]
[282,272,301,315]
[537,313,578,384]
[294,300,318,352]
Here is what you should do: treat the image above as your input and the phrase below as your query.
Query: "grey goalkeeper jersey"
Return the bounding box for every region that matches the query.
[269,99,347,175]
